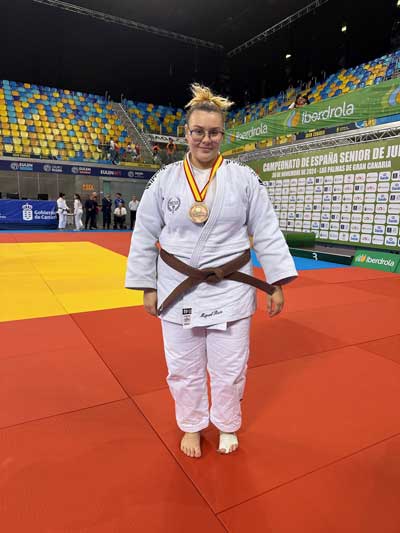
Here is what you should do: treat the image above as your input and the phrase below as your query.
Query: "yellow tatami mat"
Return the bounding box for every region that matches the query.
[0,242,142,322]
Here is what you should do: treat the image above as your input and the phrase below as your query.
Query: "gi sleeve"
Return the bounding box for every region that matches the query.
[125,172,165,290]
[246,168,298,286]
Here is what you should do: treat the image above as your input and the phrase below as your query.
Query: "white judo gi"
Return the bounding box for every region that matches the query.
[125,158,297,432]
[57,197,68,229]
[73,198,83,230]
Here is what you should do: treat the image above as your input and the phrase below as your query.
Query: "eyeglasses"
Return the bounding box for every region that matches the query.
[188,128,225,142]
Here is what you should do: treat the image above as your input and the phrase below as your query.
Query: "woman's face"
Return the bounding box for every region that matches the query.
[185,110,224,169]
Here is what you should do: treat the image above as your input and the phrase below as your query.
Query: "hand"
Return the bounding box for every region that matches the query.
[267,286,284,318]
[143,289,158,316]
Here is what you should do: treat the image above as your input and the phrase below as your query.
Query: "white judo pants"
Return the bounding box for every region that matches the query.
[74,210,83,230]
[161,317,251,433]
[58,212,67,229]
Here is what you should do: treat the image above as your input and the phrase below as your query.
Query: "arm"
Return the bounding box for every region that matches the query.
[125,171,165,292]
[246,169,298,316]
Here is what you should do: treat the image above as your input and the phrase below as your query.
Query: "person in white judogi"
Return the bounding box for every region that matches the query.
[73,193,83,231]
[56,193,69,230]
[125,84,297,458]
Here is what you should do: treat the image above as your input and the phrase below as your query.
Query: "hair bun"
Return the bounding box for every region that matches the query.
[185,83,234,111]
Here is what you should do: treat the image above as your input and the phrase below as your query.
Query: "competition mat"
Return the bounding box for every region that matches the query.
[1,230,400,533]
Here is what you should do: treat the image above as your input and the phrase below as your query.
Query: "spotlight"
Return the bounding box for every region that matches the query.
[341,24,347,33]
[285,53,292,59]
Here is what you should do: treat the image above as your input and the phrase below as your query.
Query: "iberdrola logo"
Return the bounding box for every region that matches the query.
[287,110,301,128]
[355,254,367,263]
[388,84,400,107]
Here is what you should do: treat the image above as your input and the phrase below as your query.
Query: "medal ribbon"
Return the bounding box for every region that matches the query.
[183,154,223,202]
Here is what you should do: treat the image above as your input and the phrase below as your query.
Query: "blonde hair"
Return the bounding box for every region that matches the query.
[185,83,234,122]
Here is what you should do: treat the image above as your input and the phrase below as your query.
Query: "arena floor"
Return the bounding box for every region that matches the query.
[1,231,400,532]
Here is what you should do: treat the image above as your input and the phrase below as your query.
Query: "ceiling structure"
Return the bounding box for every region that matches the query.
[0,0,398,107]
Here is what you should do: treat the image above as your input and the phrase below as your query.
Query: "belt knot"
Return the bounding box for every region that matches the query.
[203,267,225,283]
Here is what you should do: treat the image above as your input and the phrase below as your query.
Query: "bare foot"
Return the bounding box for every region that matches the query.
[218,432,239,454]
[181,432,201,458]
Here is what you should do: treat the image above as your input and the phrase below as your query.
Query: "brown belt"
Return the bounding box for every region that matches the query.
[157,248,277,315]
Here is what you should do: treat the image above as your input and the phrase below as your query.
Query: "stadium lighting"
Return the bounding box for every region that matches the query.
[228,0,328,57]
[397,0,400,7]
[285,53,292,59]
[341,25,347,33]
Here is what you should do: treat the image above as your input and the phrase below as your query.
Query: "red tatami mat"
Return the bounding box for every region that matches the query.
[2,230,400,531]
[341,276,400,299]
[0,314,93,360]
[299,266,398,283]
[0,343,126,428]
[72,306,167,396]
[134,345,400,513]
[257,282,386,313]
[249,311,345,366]
[359,335,400,365]
[284,297,400,345]
[219,433,400,533]
[0,400,225,533]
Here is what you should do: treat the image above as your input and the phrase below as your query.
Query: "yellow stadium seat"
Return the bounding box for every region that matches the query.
[42,147,50,157]
[33,146,41,156]
[68,150,76,158]
[51,148,59,158]
[4,144,14,154]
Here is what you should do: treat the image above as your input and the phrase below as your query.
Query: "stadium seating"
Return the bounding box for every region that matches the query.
[125,100,185,136]
[226,49,400,128]
[0,80,129,162]
[0,49,398,164]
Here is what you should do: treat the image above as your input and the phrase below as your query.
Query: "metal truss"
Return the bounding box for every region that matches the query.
[32,0,224,51]
[238,122,400,162]
[227,0,329,57]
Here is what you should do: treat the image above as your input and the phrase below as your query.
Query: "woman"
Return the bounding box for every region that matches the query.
[56,192,69,230]
[73,193,83,231]
[125,84,297,458]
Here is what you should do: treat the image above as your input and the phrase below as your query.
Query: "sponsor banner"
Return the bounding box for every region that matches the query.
[249,137,400,251]
[352,250,400,272]
[0,160,155,180]
[146,133,187,145]
[0,199,57,228]
[222,78,400,150]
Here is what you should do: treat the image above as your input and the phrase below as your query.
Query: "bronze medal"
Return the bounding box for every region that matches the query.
[189,202,209,224]
[183,154,223,224]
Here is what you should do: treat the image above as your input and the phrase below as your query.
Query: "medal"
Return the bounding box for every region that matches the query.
[189,202,209,223]
[183,153,223,224]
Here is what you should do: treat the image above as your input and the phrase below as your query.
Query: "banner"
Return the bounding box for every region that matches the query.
[0,199,57,229]
[222,78,400,151]
[248,137,400,251]
[352,250,399,272]
[0,160,155,180]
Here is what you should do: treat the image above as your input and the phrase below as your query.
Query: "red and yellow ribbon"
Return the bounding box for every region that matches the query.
[183,154,223,202]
